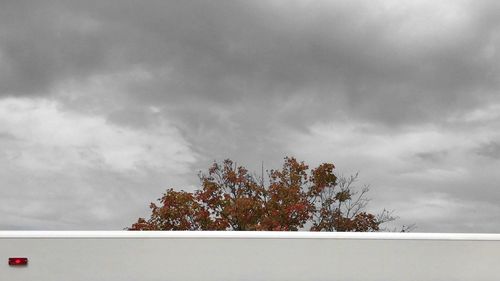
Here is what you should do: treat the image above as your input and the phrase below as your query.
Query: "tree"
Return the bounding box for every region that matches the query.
[129,157,409,232]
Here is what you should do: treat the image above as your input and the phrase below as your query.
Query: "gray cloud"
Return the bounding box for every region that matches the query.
[476,141,500,159]
[0,2,113,96]
[0,131,18,141]
[1,0,500,231]
[2,0,499,124]
[415,150,449,163]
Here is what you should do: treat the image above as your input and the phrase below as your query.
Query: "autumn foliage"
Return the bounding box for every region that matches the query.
[130,157,397,232]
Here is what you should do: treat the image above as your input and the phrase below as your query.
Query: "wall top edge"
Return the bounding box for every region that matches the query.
[0,231,499,240]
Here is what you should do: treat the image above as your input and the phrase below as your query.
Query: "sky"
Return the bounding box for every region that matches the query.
[1,0,499,232]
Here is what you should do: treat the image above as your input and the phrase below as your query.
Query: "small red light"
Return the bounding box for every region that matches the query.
[8,257,28,266]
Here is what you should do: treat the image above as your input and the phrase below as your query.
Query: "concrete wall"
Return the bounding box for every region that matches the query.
[1,231,499,281]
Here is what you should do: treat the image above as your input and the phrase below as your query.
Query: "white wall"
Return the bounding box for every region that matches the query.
[1,231,499,281]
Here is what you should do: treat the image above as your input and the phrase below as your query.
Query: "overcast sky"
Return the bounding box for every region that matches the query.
[1,0,499,232]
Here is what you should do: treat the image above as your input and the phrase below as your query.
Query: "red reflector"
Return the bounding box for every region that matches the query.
[8,258,28,266]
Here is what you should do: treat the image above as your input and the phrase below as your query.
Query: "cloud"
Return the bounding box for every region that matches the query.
[1,0,499,124]
[0,131,18,141]
[1,0,499,159]
[0,97,195,171]
[285,119,500,232]
[415,150,449,163]
[475,141,500,159]
[0,0,499,231]
[390,193,500,233]
[0,97,197,229]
